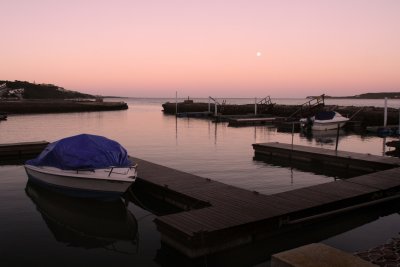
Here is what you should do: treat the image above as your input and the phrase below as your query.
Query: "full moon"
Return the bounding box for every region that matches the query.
[256,52,261,57]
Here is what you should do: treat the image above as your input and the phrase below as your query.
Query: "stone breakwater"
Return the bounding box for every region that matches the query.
[355,236,400,267]
[0,100,128,114]
[162,102,400,127]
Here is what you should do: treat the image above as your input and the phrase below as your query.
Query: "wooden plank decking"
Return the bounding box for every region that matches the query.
[131,147,400,258]
[0,141,49,164]
[253,142,400,172]
[228,117,285,127]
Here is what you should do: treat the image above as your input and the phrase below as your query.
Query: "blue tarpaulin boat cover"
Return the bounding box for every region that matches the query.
[26,134,132,170]
[315,111,336,120]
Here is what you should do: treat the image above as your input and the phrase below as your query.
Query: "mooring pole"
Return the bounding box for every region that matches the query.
[214,102,218,116]
[175,91,178,115]
[291,122,295,150]
[384,97,388,127]
[335,123,340,152]
[255,97,257,115]
[208,97,211,113]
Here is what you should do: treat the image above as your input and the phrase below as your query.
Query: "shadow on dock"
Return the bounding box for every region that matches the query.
[126,180,187,216]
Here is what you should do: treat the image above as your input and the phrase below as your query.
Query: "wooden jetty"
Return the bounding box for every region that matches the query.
[253,142,400,172]
[228,117,285,127]
[131,145,400,258]
[176,111,213,118]
[0,141,49,164]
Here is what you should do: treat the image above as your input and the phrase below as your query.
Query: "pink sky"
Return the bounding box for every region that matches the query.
[1,0,399,98]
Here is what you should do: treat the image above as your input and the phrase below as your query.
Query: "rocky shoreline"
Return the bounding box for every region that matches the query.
[355,236,400,266]
[0,99,128,114]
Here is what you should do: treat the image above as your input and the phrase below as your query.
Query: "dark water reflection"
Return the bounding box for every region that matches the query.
[25,181,138,251]
[0,166,160,267]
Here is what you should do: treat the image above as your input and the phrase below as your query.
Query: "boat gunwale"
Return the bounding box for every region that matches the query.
[24,164,137,183]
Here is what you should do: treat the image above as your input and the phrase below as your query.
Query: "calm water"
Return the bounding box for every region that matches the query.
[1,98,400,266]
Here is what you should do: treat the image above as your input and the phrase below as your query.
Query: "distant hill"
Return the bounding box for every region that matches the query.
[0,80,95,99]
[308,92,400,99]
[350,92,400,99]
[306,92,400,99]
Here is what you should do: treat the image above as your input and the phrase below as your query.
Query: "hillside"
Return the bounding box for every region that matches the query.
[352,92,400,99]
[0,80,95,99]
[321,92,400,99]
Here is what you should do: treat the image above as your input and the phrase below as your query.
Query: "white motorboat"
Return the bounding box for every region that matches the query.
[24,134,137,199]
[25,164,137,198]
[300,111,349,131]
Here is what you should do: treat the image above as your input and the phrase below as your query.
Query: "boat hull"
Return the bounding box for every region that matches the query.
[312,121,348,131]
[25,165,135,199]
[300,111,349,131]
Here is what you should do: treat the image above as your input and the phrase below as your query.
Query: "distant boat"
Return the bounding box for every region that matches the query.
[366,125,399,136]
[0,112,7,120]
[300,111,349,131]
[24,134,138,199]
[386,140,400,149]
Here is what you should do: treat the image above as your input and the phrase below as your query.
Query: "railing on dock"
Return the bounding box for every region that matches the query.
[289,94,325,118]
[208,96,226,116]
[208,96,275,116]
[255,96,275,115]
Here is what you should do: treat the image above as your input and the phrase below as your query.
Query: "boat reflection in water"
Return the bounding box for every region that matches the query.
[300,128,346,145]
[25,181,138,252]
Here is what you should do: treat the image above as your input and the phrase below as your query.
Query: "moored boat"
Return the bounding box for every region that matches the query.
[0,112,7,120]
[300,111,349,131]
[366,125,399,136]
[24,134,137,199]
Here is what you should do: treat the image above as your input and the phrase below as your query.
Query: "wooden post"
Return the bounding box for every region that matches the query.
[335,123,340,152]
[384,97,388,127]
[291,122,295,150]
[255,97,257,115]
[208,97,211,113]
[382,136,386,156]
[175,91,178,115]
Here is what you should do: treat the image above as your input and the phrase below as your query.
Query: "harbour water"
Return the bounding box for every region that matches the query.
[1,98,400,266]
